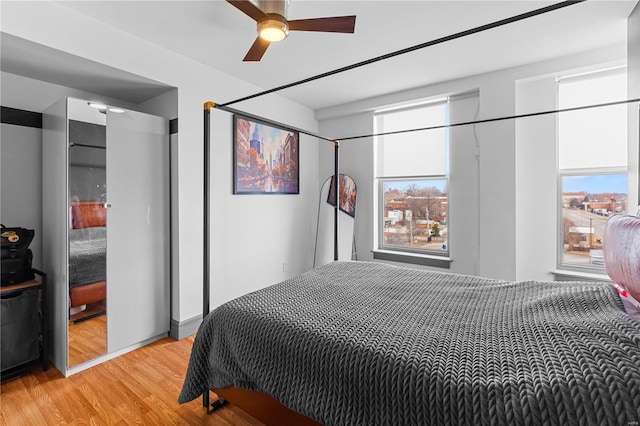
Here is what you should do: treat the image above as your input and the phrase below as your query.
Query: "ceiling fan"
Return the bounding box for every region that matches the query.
[226,0,356,62]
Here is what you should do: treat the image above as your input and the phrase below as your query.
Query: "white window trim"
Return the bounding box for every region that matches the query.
[555,66,628,274]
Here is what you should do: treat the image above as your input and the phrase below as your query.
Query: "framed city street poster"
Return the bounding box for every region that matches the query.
[233,114,299,194]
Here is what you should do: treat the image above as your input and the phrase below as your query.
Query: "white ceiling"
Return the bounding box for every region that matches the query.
[4,0,638,110]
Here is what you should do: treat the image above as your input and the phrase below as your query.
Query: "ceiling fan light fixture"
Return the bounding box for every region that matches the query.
[258,19,289,42]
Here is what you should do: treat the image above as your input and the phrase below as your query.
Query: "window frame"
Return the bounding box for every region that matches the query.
[373,98,451,264]
[377,176,450,257]
[555,66,628,273]
[556,167,628,273]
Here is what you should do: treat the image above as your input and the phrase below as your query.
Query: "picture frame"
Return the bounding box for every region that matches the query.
[233,114,300,194]
[327,174,357,218]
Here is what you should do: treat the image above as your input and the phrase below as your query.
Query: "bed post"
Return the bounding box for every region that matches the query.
[203,102,215,321]
[202,101,212,411]
[334,140,340,261]
[202,101,227,414]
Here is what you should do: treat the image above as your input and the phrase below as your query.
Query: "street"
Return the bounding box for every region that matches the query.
[563,208,608,242]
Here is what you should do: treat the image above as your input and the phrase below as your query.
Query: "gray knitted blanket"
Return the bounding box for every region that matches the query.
[69,227,106,288]
[179,261,640,425]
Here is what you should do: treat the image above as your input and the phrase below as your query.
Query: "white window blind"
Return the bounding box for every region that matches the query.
[375,100,448,178]
[558,69,627,170]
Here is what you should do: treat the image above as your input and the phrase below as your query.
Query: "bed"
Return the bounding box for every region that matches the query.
[179,213,640,426]
[68,201,107,309]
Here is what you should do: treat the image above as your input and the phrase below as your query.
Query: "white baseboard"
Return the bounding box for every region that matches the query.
[169,315,202,340]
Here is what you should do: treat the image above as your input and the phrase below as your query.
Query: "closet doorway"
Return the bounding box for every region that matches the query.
[43,97,170,375]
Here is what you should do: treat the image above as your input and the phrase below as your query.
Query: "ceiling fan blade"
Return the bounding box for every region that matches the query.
[288,16,356,33]
[226,0,267,22]
[243,37,271,62]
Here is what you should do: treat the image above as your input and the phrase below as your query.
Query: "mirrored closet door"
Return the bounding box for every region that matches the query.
[43,97,170,376]
[67,102,108,367]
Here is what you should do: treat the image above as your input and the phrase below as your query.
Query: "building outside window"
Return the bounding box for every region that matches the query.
[374,99,449,257]
[558,67,627,270]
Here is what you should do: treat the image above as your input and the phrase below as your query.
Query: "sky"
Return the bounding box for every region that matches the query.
[384,179,447,193]
[562,174,627,194]
[252,122,294,159]
[384,175,627,195]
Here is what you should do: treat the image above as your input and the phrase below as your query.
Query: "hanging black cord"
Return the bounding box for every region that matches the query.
[218,1,585,108]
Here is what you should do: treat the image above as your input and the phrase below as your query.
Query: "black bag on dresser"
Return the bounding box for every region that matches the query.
[1,225,35,286]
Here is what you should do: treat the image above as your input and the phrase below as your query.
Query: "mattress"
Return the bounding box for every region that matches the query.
[179,261,640,425]
[68,226,106,289]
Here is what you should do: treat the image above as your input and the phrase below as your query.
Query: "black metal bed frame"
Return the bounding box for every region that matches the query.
[197,0,640,413]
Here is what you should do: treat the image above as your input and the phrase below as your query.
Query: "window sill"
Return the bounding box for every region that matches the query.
[552,269,611,282]
[372,250,452,269]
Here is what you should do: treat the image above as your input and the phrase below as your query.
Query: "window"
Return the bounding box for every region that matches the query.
[374,99,449,258]
[558,68,627,270]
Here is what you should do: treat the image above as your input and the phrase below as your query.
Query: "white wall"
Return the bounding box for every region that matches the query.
[1,123,43,268]
[448,93,482,276]
[515,76,558,281]
[317,112,374,264]
[1,2,319,331]
[317,45,627,281]
[208,108,319,306]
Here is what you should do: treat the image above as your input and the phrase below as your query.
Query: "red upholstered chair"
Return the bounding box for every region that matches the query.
[602,211,640,309]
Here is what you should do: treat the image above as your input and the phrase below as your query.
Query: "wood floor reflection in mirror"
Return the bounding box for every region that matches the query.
[68,302,106,367]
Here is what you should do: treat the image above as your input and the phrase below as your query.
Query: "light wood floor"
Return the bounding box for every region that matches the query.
[0,336,264,425]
